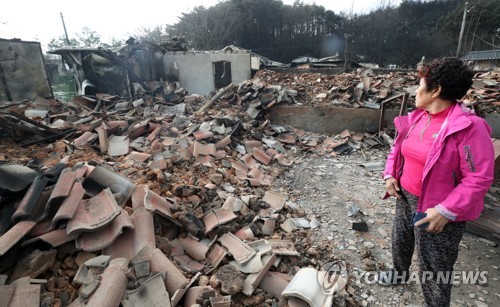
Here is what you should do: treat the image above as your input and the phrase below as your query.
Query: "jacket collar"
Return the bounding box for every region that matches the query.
[395,102,472,135]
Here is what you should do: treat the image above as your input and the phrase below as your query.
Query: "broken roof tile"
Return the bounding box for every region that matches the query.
[127,151,152,162]
[135,246,189,297]
[230,239,272,274]
[179,235,209,261]
[218,233,256,265]
[131,184,147,209]
[193,141,217,157]
[147,126,162,142]
[247,177,269,187]
[76,209,134,252]
[262,191,286,213]
[269,239,300,256]
[102,228,135,260]
[162,137,177,147]
[12,175,50,223]
[123,273,171,307]
[131,207,156,254]
[240,154,259,169]
[280,218,311,233]
[184,286,215,307]
[258,271,291,299]
[214,208,238,225]
[215,150,226,160]
[73,131,97,149]
[82,164,135,207]
[170,272,201,307]
[95,124,109,153]
[51,180,85,229]
[231,160,248,173]
[0,220,37,256]
[203,208,237,234]
[66,188,121,236]
[222,196,244,212]
[210,295,231,307]
[170,239,185,257]
[277,132,296,144]
[215,135,231,149]
[174,254,206,272]
[22,228,78,248]
[243,253,277,296]
[282,267,334,307]
[193,130,214,141]
[144,187,181,226]
[205,244,227,270]
[71,258,129,307]
[274,154,293,166]
[9,284,41,307]
[252,148,272,165]
[244,140,263,153]
[203,211,219,234]
[149,159,169,170]
[248,167,264,180]
[0,164,38,192]
[0,285,15,306]
[261,218,276,236]
[28,218,53,238]
[196,155,215,164]
[179,146,193,162]
[234,226,255,241]
[107,135,129,156]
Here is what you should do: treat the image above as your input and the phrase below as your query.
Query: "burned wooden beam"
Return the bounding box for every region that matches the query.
[195,83,235,114]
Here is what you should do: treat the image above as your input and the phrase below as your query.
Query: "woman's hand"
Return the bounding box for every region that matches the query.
[385,177,401,199]
[416,208,449,233]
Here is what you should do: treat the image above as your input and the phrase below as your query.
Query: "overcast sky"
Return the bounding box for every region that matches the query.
[1,0,400,50]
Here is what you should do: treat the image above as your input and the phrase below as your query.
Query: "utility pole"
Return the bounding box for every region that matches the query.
[456,2,468,57]
[344,34,351,72]
[60,12,70,45]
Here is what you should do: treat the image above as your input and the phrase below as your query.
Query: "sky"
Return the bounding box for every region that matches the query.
[1,0,401,50]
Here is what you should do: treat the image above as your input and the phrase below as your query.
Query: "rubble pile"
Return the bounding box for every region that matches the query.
[254,69,500,114]
[0,77,393,307]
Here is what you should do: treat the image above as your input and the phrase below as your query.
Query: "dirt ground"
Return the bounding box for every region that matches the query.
[273,146,500,307]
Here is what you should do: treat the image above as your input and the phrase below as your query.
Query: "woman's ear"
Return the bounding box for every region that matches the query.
[431,85,442,98]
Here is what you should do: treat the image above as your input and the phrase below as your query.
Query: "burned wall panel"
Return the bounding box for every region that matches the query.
[0,38,53,101]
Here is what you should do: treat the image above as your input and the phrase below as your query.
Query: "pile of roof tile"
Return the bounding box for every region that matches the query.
[254,69,500,114]
[465,71,500,114]
[0,76,394,306]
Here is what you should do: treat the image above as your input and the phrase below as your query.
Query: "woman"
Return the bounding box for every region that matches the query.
[382,57,494,306]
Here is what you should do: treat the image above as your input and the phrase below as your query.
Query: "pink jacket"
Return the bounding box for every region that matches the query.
[383,102,494,221]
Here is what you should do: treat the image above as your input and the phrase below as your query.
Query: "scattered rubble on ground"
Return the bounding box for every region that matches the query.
[254,69,500,114]
[0,69,499,307]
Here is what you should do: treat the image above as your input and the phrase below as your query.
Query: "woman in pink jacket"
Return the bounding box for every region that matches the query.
[382,57,494,306]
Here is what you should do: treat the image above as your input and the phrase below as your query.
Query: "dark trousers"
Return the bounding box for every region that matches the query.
[392,188,466,307]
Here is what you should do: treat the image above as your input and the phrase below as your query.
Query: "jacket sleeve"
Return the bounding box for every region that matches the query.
[439,119,495,219]
[383,142,397,179]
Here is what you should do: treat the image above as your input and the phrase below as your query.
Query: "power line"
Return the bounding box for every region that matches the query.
[467,29,500,49]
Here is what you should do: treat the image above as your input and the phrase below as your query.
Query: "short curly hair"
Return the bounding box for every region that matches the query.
[418,57,473,101]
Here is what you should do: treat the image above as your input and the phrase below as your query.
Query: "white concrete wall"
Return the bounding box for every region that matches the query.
[164,51,251,96]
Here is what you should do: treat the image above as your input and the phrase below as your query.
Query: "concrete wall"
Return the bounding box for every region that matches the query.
[164,51,251,96]
[269,105,500,138]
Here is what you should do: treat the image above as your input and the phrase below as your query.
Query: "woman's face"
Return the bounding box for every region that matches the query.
[415,78,435,110]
